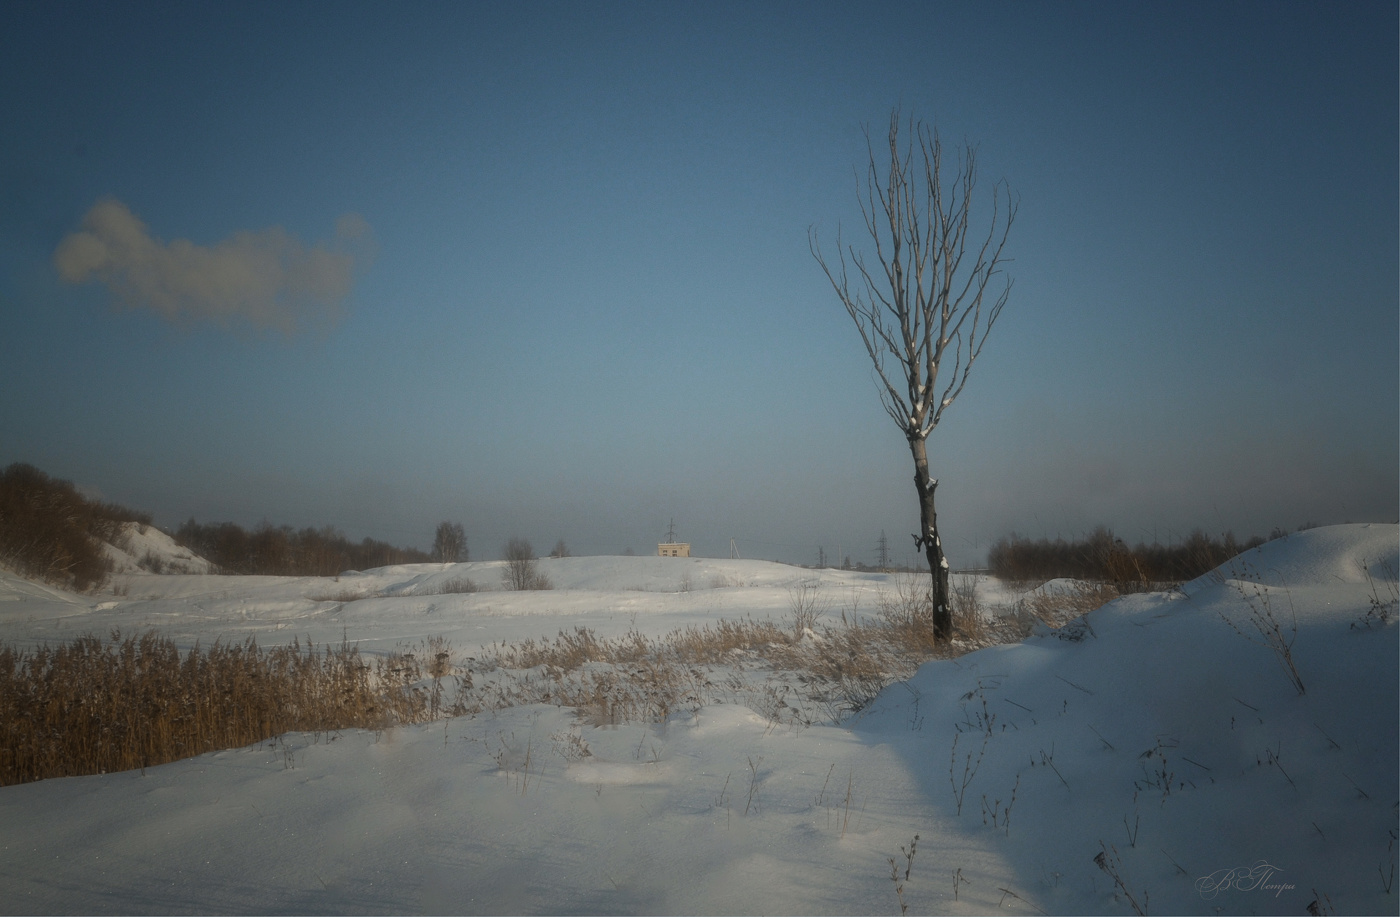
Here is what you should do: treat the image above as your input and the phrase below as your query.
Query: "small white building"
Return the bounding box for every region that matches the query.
[658,542,690,557]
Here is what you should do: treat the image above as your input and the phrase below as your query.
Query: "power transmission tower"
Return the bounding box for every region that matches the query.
[876,530,890,572]
[730,538,740,559]
[665,518,678,544]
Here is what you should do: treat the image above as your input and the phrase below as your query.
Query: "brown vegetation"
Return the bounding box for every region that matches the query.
[0,463,151,592]
[0,631,461,787]
[469,578,1015,726]
[2,576,1039,784]
[0,461,439,585]
[988,526,1268,590]
[175,519,431,576]
[1019,581,1121,629]
[501,537,551,590]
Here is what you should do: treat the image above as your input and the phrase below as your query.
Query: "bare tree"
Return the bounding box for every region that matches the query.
[811,111,1016,641]
[502,536,550,590]
[432,521,466,563]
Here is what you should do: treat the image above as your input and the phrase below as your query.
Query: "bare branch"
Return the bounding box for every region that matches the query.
[813,113,1014,441]
[811,111,1017,642]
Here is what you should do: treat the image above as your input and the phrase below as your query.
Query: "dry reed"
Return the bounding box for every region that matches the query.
[1019,581,1120,628]
[0,630,453,787]
[471,597,968,724]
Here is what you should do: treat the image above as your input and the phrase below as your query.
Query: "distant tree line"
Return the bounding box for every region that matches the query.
[174,519,432,576]
[0,460,474,583]
[0,463,152,592]
[986,525,1275,589]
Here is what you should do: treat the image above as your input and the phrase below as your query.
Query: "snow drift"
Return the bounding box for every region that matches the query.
[0,523,1394,915]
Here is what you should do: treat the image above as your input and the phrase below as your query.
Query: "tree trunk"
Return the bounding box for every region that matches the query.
[908,436,951,641]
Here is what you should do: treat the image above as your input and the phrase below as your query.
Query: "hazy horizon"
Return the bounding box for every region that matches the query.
[3,2,1395,568]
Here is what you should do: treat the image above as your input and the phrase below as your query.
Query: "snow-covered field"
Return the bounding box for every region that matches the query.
[0,524,1395,915]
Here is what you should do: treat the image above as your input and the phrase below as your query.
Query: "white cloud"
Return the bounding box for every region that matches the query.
[53,198,373,334]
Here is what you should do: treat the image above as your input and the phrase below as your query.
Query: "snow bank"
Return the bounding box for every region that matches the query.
[0,524,1394,914]
[853,523,1398,914]
[104,521,216,575]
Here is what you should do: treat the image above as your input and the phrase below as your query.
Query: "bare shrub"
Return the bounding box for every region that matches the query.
[502,538,551,591]
[1219,561,1305,695]
[786,581,828,639]
[950,574,988,643]
[549,539,570,558]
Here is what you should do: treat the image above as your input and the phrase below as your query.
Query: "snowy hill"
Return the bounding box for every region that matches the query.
[852,522,1398,915]
[102,520,216,574]
[0,524,1394,915]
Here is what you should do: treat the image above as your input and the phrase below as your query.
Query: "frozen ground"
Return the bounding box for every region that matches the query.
[0,524,1395,915]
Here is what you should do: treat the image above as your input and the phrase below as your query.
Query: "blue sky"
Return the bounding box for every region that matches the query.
[2,1,1395,567]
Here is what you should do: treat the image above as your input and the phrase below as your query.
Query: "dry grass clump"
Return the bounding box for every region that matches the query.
[1018,581,1120,628]
[535,659,706,726]
[470,588,969,724]
[0,631,462,787]
[488,626,650,670]
[950,574,990,642]
[667,617,792,665]
[485,618,801,674]
[431,576,479,594]
[872,572,958,655]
